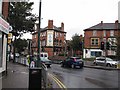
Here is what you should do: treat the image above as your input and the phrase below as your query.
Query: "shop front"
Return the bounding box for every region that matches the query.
[0,17,10,73]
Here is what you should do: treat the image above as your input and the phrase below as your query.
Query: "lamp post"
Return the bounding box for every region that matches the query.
[36,0,42,67]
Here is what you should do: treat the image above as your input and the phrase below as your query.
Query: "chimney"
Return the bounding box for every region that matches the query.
[48,20,53,29]
[115,20,119,29]
[101,21,103,25]
[61,22,64,31]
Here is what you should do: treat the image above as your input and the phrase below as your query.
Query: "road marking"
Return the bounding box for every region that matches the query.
[49,74,63,88]
[48,73,67,90]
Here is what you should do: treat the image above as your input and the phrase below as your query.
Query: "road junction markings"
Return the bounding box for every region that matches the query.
[48,73,67,90]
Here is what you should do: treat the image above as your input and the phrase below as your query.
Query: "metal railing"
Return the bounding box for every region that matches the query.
[15,56,48,89]
[41,63,48,89]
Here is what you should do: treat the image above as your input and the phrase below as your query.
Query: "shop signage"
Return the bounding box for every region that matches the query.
[0,17,10,34]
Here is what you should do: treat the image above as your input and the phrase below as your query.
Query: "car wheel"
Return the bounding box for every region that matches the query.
[47,65,51,68]
[106,63,111,67]
[71,64,75,68]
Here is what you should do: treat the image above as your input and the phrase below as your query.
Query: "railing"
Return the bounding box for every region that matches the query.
[15,56,48,89]
[41,63,48,89]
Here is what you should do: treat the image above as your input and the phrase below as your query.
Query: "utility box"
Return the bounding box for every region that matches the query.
[29,68,42,90]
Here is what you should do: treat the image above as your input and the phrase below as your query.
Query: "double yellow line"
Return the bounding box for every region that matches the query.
[49,73,67,90]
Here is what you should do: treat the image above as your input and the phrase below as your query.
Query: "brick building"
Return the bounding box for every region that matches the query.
[83,20,119,58]
[0,1,10,74]
[32,20,66,56]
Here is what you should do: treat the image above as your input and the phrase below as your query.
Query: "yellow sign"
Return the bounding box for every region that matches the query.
[8,39,11,44]
[8,33,12,39]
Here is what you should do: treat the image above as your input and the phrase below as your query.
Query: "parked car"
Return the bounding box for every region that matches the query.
[61,57,84,68]
[40,58,52,68]
[93,57,119,67]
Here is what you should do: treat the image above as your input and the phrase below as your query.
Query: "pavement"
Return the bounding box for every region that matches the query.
[1,60,120,89]
[2,61,29,89]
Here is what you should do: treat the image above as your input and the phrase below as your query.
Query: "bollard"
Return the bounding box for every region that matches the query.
[29,67,42,90]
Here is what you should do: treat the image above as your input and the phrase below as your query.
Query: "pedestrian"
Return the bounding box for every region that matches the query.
[30,61,35,68]
[27,55,30,67]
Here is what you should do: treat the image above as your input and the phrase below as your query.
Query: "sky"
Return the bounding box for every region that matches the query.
[22,0,119,40]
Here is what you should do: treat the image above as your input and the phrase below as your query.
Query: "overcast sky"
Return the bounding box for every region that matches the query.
[22,0,119,40]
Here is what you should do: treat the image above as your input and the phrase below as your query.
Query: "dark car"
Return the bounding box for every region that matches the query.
[61,57,84,68]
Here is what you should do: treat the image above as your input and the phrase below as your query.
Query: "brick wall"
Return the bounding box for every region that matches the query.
[2,2,9,19]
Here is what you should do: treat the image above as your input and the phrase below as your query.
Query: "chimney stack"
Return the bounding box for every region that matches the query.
[115,20,119,29]
[61,22,64,31]
[48,20,53,29]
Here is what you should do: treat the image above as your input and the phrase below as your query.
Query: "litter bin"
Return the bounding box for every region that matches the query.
[29,67,42,90]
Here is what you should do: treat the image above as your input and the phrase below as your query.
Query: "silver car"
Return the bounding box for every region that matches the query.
[93,57,119,67]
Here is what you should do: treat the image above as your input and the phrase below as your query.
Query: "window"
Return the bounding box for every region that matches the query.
[103,30,106,37]
[110,30,114,36]
[0,32,2,67]
[91,38,99,45]
[93,30,97,36]
[60,33,62,37]
[34,34,36,38]
[91,51,101,57]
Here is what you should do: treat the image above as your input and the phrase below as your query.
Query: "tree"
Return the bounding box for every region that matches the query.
[71,33,83,56]
[8,1,37,62]
[8,2,37,37]
[13,38,28,54]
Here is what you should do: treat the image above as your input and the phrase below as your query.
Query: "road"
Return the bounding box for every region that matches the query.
[48,64,119,89]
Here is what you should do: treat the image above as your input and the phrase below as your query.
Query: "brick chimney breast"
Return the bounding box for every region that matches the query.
[61,22,64,31]
[48,20,53,29]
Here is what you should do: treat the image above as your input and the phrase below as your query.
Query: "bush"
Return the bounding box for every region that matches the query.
[83,58,95,61]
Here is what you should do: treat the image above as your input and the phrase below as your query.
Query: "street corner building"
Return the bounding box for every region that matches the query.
[0,1,11,74]
[32,19,67,57]
[84,20,119,58]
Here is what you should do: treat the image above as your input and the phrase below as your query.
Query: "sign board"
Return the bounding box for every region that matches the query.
[47,31,53,46]
[0,17,10,34]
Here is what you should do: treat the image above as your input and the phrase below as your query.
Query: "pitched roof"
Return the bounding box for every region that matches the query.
[32,25,66,35]
[41,25,66,33]
[84,23,120,31]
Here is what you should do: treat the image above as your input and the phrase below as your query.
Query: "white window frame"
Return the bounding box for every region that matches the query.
[93,30,97,36]
[110,30,114,36]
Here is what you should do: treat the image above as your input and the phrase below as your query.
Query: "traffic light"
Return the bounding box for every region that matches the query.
[100,42,104,50]
[106,42,110,50]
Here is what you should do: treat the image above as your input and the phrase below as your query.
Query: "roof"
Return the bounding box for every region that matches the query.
[32,25,66,35]
[84,23,120,31]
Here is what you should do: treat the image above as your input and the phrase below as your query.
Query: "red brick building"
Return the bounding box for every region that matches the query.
[84,20,119,58]
[32,20,66,56]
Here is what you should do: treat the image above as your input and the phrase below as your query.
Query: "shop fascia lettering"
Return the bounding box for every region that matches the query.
[0,17,12,34]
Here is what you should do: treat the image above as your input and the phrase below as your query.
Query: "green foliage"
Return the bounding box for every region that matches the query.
[71,33,82,51]
[13,38,28,54]
[8,2,37,37]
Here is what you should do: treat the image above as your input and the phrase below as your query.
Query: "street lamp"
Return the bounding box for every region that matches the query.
[37,0,42,67]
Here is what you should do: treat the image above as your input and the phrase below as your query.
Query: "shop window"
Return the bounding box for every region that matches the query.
[0,32,2,67]
[91,51,101,57]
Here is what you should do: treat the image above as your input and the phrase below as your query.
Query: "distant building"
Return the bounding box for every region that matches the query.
[84,20,119,58]
[32,20,66,56]
[0,1,10,74]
